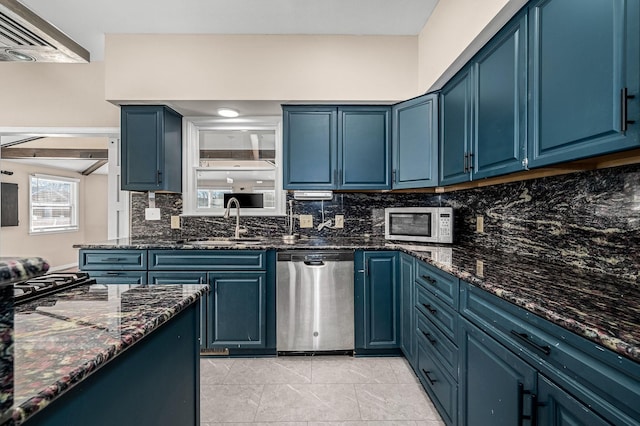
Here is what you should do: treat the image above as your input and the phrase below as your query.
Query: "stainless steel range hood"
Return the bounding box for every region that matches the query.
[0,0,89,63]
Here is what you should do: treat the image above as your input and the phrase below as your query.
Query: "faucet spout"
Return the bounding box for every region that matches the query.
[224,197,241,239]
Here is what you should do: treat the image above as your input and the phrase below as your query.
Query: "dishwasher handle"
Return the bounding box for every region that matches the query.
[304,260,325,266]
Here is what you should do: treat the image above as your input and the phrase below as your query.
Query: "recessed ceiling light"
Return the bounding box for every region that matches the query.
[217,108,239,118]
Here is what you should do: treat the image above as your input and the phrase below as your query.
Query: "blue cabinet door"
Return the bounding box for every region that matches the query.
[208,271,266,348]
[355,251,399,351]
[283,106,337,190]
[440,67,473,186]
[537,375,610,426]
[147,271,208,351]
[399,253,416,365]
[473,13,527,179]
[459,318,537,426]
[392,94,439,188]
[121,105,182,192]
[528,0,640,167]
[339,106,391,190]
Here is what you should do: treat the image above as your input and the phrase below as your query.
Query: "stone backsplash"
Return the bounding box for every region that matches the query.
[131,163,640,281]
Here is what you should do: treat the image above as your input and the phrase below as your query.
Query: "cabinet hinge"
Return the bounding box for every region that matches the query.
[522,157,529,170]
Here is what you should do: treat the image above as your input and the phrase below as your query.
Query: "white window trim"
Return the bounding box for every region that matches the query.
[29,173,80,235]
[182,116,285,217]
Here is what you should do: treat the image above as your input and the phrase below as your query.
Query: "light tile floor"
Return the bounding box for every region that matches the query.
[200,356,445,426]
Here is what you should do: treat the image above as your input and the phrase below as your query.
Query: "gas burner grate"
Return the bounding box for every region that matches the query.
[13,272,96,305]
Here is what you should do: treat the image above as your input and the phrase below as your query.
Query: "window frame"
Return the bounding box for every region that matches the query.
[29,173,80,234]
[182,116,285,216]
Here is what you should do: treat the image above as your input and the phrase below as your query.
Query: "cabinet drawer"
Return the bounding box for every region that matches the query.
[460,281,640,424]
[89,271,147,285]
[416,310,458,379]
[148,250,266,270]
[417,343,457,425]
[415,260,459,308]
[416,284,457,342]
[79,250,147,270]
[148,272,207,285]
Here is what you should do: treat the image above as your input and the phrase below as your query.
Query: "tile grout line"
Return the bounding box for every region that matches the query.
[353,382,364,421]
[252,382,267,423]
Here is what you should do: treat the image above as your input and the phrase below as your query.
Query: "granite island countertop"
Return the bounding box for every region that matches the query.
[7,283,208,425]
[74,236,640,363]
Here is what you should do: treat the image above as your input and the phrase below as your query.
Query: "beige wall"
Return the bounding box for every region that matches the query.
[0,160,108,269]
[418,0,526,93]
[105,34,419,102]
[84,174,108,243]
[0,62,119,127]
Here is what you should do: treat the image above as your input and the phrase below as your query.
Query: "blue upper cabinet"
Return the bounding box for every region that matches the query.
[473,12,527,179]
[440,67,473,186]
[283,106,337,190]
[441,14,527,186]
[392,94,439,188]
[283,105,391,190]
[339,106,391,190]
[527,0,640,167]
[121,105,182,192]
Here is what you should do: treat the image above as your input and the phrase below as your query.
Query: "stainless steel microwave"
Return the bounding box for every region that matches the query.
[385,207,454,243]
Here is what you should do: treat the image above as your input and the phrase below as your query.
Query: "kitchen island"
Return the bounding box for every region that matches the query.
[5,282,207,425]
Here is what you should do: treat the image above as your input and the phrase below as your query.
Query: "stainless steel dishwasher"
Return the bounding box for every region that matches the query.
[276,251,354,352]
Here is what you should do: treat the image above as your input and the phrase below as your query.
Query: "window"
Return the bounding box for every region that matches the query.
[183,116,285,216]
[29,174,79,233]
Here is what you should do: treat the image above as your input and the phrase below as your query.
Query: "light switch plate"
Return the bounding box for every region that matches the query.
[299,214,313,228]
[145,208,161,221]
[170,215,181,229]
[334,215,344,228]
[476,216,484,233]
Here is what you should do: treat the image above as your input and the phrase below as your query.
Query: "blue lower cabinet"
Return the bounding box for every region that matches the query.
[459,317,537,426]
[355,251,399,354]
[148,271,208,350]
[208,271,267,349]
[399,253,416,365]
[417,342,457,426]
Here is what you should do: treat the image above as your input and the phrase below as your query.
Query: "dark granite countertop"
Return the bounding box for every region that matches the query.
[73,236,640,363]
[8,283,208,425]
[0,258,49,285]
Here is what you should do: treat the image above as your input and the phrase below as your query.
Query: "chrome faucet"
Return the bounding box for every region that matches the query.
[224,197,242,239]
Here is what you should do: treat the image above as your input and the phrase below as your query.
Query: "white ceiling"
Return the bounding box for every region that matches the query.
[20,0,439,61]
[2,158,109,174]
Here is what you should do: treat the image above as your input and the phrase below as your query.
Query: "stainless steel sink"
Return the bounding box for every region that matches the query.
[187,238,264,246]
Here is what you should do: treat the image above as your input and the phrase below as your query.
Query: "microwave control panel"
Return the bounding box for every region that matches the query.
[439,213,452,238]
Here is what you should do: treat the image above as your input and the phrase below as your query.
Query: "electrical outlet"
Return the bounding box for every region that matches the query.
[476,215,484,233]
[145,208,161,221]
[476,260,484,277]
[170,215,181,229]
[299,214,313,228]
[334,215,344,228]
